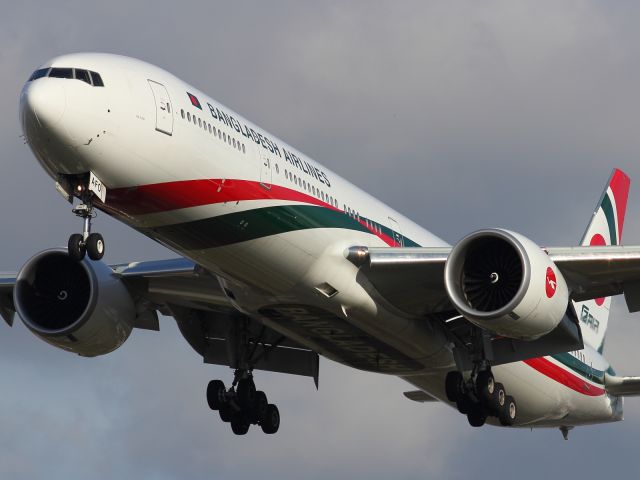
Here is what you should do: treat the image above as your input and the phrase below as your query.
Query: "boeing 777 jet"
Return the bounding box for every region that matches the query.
[5,53,640,438]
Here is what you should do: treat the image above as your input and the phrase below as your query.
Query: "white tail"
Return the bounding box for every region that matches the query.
[573,169,630,352]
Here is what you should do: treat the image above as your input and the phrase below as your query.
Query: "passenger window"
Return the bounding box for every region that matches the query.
[233,138,236,148]
[49,68,73,79]
[198,118,202,127]
[181,109,185,119]
[242,144,246,153]
[89,71,104,86]
[187,112,191,121]
[208,124,212,133]
[29,68,49,81]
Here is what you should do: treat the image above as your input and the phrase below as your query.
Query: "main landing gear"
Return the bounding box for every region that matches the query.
[68,198,105,261]
[206,370,280,435]
[445,368,517,427]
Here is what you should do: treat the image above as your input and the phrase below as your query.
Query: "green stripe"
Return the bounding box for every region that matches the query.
[552,352,606,385]
[146,205,421,249]
[601,194,618,245]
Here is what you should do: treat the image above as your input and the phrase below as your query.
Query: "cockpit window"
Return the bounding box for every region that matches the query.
[28,68,50,81]
[75,69,91,85]
[89,71,104,87]
[28,66,105,87]
[49,68,74,79]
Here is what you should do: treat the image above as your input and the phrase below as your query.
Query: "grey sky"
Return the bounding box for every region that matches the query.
[2,1,640,478]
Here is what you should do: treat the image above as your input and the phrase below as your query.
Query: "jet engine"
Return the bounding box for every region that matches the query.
[13,249,136,356]
[444,229,569,340]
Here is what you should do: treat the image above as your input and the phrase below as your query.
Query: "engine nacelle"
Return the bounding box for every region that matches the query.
[444,229,569,340]
[13,249,135,356]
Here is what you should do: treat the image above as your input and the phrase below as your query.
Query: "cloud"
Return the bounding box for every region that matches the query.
[3,0,640,478]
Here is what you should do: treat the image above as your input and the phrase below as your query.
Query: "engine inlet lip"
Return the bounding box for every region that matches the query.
[13,248,99,336]
[444,229,531,320]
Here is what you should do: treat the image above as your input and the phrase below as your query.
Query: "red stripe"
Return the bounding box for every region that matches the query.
[102,179,399,247]
[105,179,332,215]
[609,168,630,242]
[523,357,605,396]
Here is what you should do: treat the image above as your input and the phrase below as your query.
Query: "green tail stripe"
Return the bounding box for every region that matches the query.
[601,193,617,245]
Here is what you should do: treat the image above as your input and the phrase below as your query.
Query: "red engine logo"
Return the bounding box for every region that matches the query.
[545,267,557,298]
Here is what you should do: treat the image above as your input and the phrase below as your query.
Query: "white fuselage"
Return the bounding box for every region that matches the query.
[19,53,623,428]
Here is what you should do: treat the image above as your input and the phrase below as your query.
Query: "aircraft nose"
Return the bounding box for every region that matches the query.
[20,78,66,129]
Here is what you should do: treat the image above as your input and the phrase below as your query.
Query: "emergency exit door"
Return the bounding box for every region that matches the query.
[148,80,173,135]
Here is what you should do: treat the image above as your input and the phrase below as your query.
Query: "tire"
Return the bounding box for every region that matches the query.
[219,405,233,423]
[231,414,250,435]
[476,370,495,406]
[445,371,463,402]
[68,233,86,261]
[491,383,506,415]
[261,404,280,434]
[206,380,226,410]
[499,395,517,426]
[251,391,268,423]
[86,233,105,260]
[237,378,256,409]
[456,395,471,415]
[467,405,487,427]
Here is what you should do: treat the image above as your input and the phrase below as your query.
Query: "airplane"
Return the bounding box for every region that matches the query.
[6,52,640,438]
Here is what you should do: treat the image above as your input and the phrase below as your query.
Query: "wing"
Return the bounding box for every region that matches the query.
[347,244,640,315]
[347,244,640,366]
[544,246,640,309]
[0,258,319,384]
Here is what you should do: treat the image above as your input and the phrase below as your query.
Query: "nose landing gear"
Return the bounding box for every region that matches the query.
[68,198,105,261]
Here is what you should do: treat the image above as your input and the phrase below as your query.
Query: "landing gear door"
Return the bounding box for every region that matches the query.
[388,216,404,247]
[260,154,272,190]
[148,80,173,136]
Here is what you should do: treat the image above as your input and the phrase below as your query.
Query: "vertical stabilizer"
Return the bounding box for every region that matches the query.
[573,169,630,352]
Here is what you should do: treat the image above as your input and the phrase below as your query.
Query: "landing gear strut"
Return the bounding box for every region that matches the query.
[68,196,104,261]
[206,370,280,435]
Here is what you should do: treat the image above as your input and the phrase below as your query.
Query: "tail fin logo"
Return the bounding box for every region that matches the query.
[545,267,557,298]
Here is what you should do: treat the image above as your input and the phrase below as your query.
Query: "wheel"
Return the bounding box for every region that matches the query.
[499,395,517,426]
[230,414,250,435]
[219,405,233,423]
[445,371,463,402]
[68,233,86,261]
[86,233,105,260]
[476,370,495,406]
[456,394,471,415]
[251,391,268,423]
[491,383,506,415]
[237,378,256,408]
[206,380,226,410]
[261,404,280,434]
[467,405,487,427]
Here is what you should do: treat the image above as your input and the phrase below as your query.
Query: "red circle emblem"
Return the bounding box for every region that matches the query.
[545,267,557,298]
